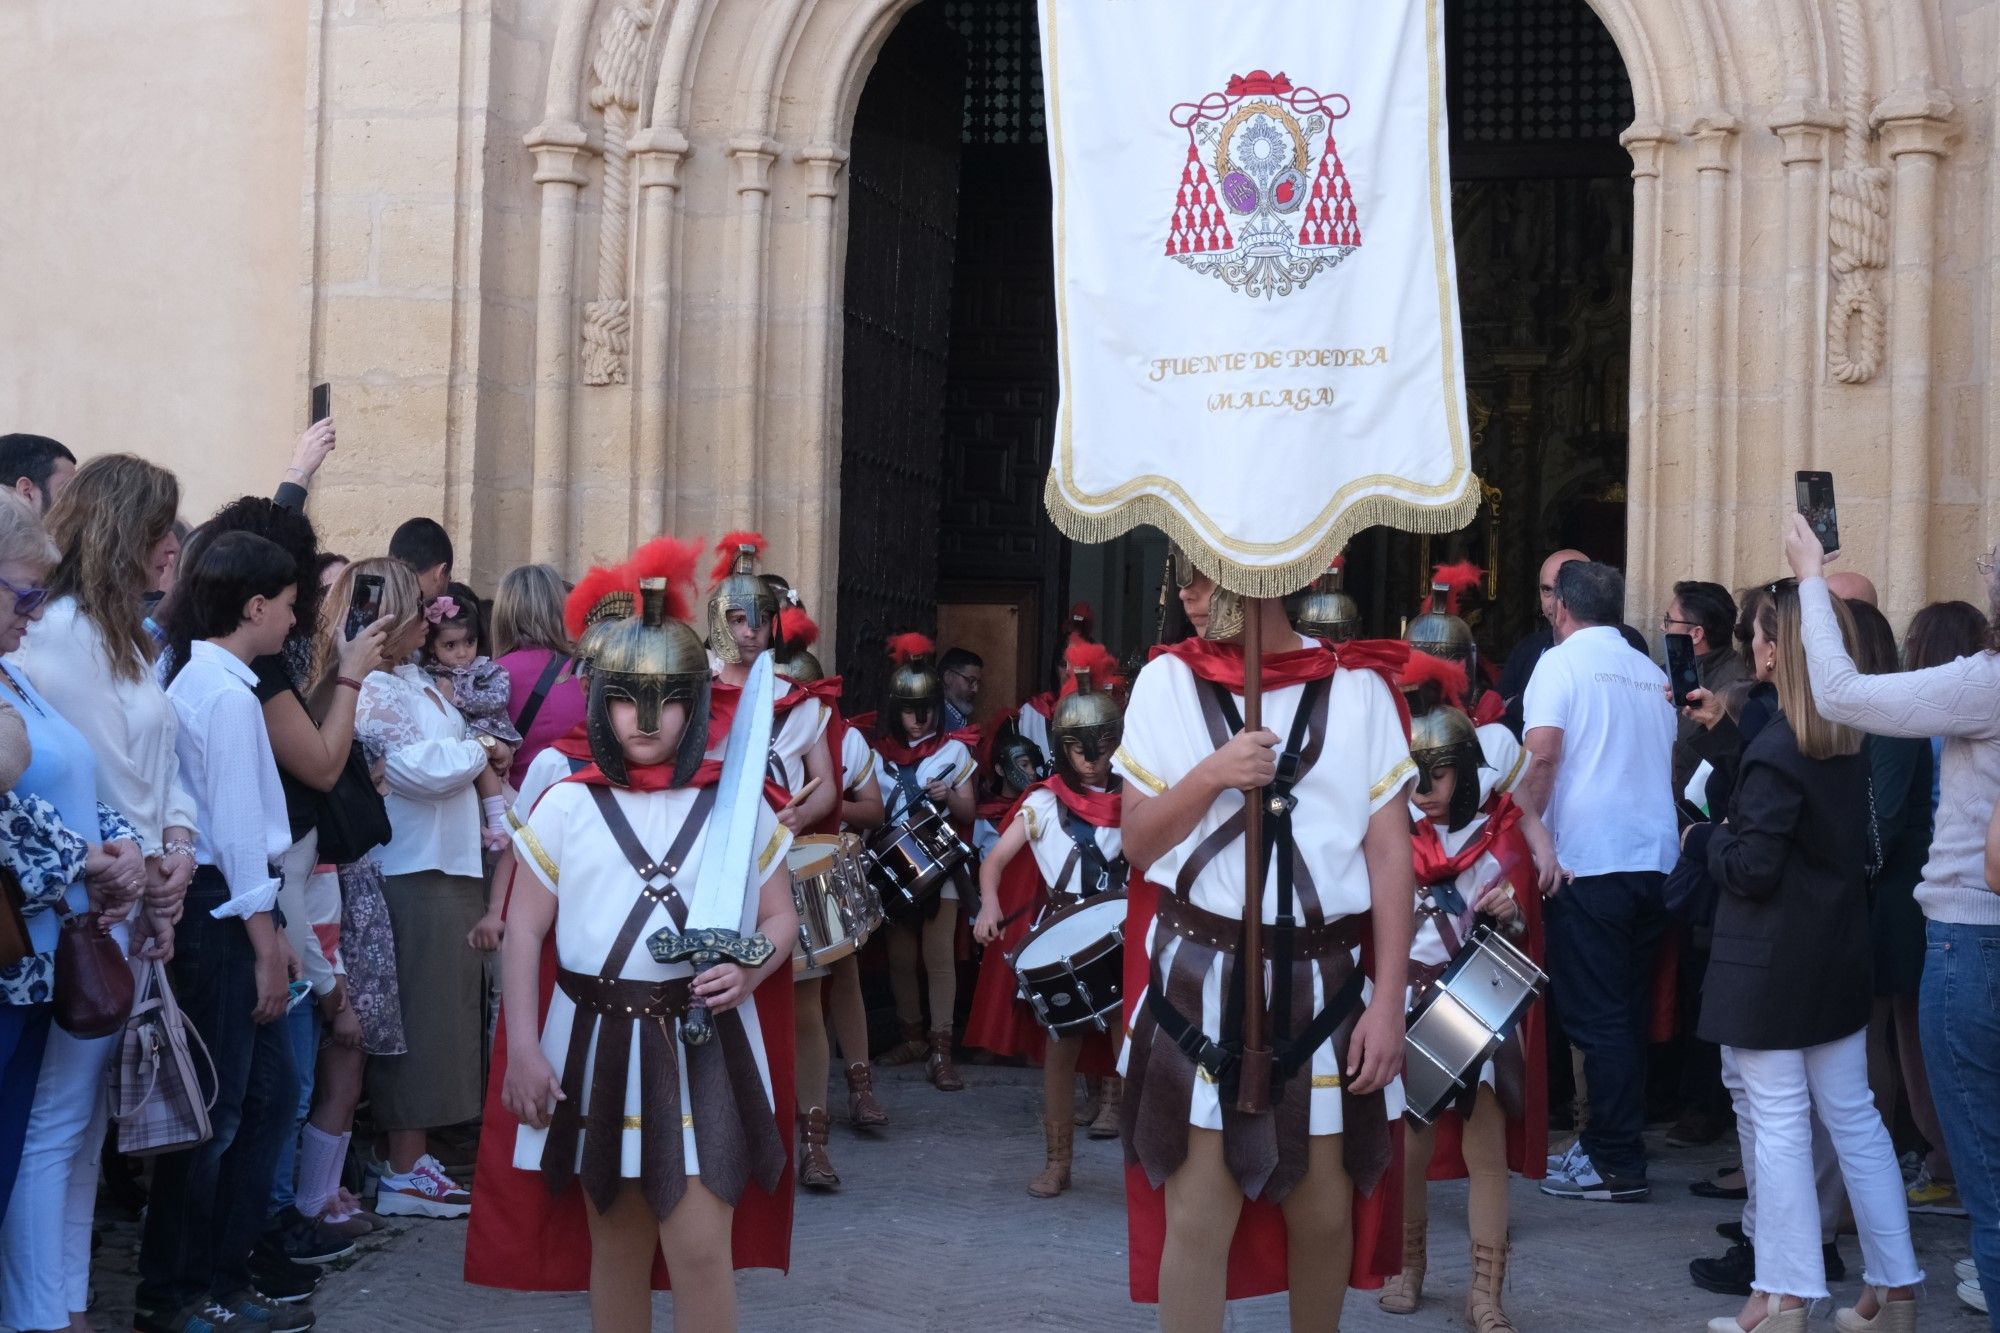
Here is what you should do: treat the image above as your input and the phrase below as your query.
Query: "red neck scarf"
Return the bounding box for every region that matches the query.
[1039,775,1121,828]
[1021,691,1057,720]
[563,757,723,792]
[1410,793,1524,886]
[1154,635,1413,734]
[873,726,980,769]
[708,674,820,740]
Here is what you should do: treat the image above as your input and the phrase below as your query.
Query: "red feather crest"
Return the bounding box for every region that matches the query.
[886,632,934,666]
[1329,554,1347,572]
[709,531,767,585]
[1068,601,1096,636]
[1060,640,1122,697]
[778,606,819,649]
[627,535,704,622]
[564,561,629,641]
[1398,650,1468,708]
[1426,560,1486,616]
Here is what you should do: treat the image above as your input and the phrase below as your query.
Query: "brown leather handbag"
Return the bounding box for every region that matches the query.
[54,906,134,1038]
[0,865,29,973]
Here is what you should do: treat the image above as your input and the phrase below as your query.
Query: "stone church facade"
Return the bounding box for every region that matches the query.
[1,0,1995,644]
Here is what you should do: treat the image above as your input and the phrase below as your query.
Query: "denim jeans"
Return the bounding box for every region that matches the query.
[1544,870,1666,1180]
[266,1001,320,1219]
[1920,920,2000,1331]
[136,872,300,1311]
[0,1003,51,1230]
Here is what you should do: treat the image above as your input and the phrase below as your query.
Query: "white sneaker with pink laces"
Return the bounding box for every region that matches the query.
[373,1155,472,1218]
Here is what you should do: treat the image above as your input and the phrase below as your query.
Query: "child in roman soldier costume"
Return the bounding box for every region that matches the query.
[774,638,892,1147]
[701,534,855,1191]
[1407,562,1506,727]
[1116,547,1416,1331]
[473,557,800,1331]
[1290,555,1363,643]
[1377,676,1547,1333]
[870,634,978,1088]
[1011,605,1091,757]
[968,640,1130,1197]
[971,720,1048,858]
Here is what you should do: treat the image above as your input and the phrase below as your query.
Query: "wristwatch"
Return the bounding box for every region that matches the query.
[476,734,500,754]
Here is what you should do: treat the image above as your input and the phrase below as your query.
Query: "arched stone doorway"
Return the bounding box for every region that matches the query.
[831,0,1638,712]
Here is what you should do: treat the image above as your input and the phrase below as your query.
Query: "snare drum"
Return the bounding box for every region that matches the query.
[789,834,876,974]
[1401,923,1547,1126]
[1009,893,1126,1036]
[864,803,972,918]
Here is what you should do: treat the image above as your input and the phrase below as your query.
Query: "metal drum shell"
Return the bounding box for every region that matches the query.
[863,805,971,918]
[1009,892,1127,1036]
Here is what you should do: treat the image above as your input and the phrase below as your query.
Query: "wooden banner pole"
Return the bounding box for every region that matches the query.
[1235,595,1272,1114]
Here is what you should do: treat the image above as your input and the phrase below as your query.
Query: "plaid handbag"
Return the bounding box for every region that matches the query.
[110,958,216,1156]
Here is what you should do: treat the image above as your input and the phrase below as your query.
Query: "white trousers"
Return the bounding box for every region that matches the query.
[1721,1044,1843,1245]
[1728,1029,1924,1298]
[0,1024,114,1328]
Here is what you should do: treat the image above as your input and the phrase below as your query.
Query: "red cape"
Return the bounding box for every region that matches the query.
[964,780,1120,1076]
[1121,875,1405,1302]
[1153,636,1415,736]
[1412,804,1549,1182]
[465,769,797,1290]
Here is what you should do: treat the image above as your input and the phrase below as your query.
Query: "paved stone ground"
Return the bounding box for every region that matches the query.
[86,1064,1983,1331]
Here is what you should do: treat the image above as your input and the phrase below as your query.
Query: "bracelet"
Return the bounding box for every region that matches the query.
[338,676,365,693]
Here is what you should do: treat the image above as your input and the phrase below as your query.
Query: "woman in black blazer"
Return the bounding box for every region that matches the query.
[1686,585,1921,1333]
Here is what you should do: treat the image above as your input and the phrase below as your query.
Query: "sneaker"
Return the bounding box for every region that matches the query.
[1538,1151,1649,1202]
[219,1290,316,1332]
[305,1204,374,1240]
[374,1157,471,1219]
[1690,1242,1756,1296]
[267,1206,357,1264]
[1956,1258,1979,1284]
[1546,1139,1584,1176]
[133,1298,271,1332]
[1961,1277,1988,1315]
[247,1239,321,1304]
[1907,1166,1968,1216]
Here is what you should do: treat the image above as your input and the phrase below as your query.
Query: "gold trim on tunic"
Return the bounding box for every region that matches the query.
[1371,758,1418,802]
[1116,745,1167,796]
[515,825,559,885]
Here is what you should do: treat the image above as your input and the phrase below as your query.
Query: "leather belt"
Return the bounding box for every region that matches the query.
[1155,890,1362,961]
[557,969,693,1020]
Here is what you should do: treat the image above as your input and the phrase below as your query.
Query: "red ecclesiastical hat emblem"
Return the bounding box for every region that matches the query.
[1165,70,1362,299]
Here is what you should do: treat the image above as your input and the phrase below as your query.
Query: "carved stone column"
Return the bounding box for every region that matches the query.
[726,135,779,532]
[1875,90,1954,620]
[629,127,690,538]
[525,123,592,566]
[1691,112,1738,577]
[1769,103,1841,479]
[794,144,849,633]
[1620,125,1673,633]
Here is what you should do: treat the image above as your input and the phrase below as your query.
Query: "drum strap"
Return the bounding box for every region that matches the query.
[1202,675,1330,1099]
[544,785,717,1211]
[886,759,925,824]
[1058,803,1127,900]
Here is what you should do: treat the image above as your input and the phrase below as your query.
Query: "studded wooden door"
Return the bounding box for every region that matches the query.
[836,4,966,712]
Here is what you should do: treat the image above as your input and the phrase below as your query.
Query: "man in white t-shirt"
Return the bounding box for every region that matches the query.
[1518,559,1676,1203]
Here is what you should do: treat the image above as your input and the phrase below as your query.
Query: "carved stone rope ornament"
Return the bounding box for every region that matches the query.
[1825,0,1889,386]
[581,0,656,386]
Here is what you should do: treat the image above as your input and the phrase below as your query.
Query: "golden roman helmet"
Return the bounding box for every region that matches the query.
[777,648,823,683]
[706,532,783,666]
[587,577,713,786]
[772,599,820,682]
[884,632,942,735]
[1404,562,1484,663]
[1293,556,1360,642]
[1049,641,1125,779]
[1168,543,1245,642]
[1408,701,1485,830]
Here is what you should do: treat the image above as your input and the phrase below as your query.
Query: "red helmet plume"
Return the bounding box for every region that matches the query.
[564,561,630,641]
[778,606,819,650]
[1068,601,1096,640]
[1398,649,1468,709]
[627,535,704,622]
[887,632,935,666]
[1426,560,1486,616]
[1060,640,1122,697]
[709,531,768,585]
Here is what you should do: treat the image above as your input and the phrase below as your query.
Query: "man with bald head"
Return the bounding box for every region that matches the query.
[1826,570,1878,607]
[1498,548,1650,736]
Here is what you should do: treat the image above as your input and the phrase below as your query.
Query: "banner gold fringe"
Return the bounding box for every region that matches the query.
[1044,473,1484,600]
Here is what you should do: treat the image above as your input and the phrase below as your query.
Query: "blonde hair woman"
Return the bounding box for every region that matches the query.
[1688,582,1920,1333]
[338,558,497,1217]
[486,563,583,789]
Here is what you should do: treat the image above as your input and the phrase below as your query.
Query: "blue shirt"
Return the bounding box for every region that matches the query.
[2,663,103,932]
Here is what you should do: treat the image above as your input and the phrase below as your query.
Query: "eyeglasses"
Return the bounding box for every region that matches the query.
[944,668,981,685]
[0,575,49,617]
[1661,615,1698,630]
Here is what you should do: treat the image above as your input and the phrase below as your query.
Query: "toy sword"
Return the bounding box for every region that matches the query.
[650,651,778,1045]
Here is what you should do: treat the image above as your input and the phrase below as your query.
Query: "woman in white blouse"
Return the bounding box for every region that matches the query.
[350,558,511,1216]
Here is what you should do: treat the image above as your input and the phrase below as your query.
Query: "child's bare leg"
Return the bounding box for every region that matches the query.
[584,1182,659,1333]
[1279,1134,1354,1333]
[658,1179,738,1333]
[1160,1127,1245,1333]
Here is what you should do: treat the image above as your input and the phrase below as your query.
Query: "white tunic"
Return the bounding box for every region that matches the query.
[1016,701,1053,760]
[1113,641,1414,1133]
[766,691,830,796]
[1017,786,1124,904]
[1475,722,1527,805]
[510,780,790,1179]
[874,736,975,901]
[838,726,875,799]
[1405,810,1516,1092]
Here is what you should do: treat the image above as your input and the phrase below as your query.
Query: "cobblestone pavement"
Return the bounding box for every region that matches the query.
[87,1064,1983,1331]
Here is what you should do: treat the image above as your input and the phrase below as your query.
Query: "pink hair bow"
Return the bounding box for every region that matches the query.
[423,595,459,625]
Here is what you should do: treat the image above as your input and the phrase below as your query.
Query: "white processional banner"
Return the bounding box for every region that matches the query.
[1039,0,1479,595]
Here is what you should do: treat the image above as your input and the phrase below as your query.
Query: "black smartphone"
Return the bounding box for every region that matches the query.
[1796,469,1839,553]
[310,382,331,425]
[345,572,384,640]
[1665,632,1700,709]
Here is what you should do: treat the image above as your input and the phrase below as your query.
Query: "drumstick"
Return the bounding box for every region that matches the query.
[780,777,823,812]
